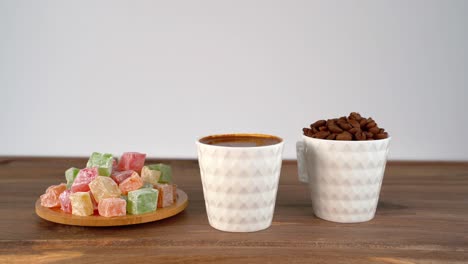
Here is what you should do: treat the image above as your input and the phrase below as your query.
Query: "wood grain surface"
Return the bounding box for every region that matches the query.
[0,157,467,263]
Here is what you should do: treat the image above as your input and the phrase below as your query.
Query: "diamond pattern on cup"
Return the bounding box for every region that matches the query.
[302,136,390,223]
[198,143,283,232]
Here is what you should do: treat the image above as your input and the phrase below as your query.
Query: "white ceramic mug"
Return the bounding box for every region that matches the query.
[197,133,284,232]
[296,136,391,223]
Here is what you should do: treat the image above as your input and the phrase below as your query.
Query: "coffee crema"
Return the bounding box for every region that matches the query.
[199,134,282,147]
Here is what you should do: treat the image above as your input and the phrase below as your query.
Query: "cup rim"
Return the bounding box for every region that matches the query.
[302,134,391,143]
[197,133,284,149]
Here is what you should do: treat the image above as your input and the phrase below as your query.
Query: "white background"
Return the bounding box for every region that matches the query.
[1,0,467,160]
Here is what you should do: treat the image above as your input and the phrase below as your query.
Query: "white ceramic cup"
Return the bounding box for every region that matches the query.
[296,135,391,223]
[197,133,284,232]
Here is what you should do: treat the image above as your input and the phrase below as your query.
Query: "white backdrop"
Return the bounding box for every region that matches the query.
[1,0,467,160]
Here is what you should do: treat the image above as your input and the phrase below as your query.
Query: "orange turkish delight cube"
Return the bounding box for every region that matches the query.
[98,197,126,217]
[40,183,67,208]
[119,172,143,195]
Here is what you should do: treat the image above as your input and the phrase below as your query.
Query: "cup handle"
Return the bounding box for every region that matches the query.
[296,140,309,183]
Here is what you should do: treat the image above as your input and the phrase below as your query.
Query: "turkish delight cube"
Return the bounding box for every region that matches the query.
[118,152,146,173]
[86,152,114,176]
[70,192,94,216]
[71,168,99,193]
[40,183,67,208]
[127,188,158,215]
[89,176,121,203]
[141,166,162,185]
[65,167,80,189]
[154,183,175,208]
[59,189,72,213]
[146,164,172,183]
[111,170,134,185]
[98,198,126,217]
[119,172,143,195]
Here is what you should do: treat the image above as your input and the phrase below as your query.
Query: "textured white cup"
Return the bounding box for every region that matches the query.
[296,136,391,223]
[197,134,284,232]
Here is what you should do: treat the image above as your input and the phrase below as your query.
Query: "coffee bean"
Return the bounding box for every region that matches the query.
[311,120,326,128]
[349,112,362,121]
[336,131,353,140]
[375,132,388,139]
[337,120,353,131]
[355,131,367,140]
[359,119,367,128]
[328,123,343,133]
[369,126,380,134]
[348,119,360,128]
[348,127,360,134]
[366,121,377,129]
[364,132,374,139]
[315,131,330,139]
[303,113,389,141]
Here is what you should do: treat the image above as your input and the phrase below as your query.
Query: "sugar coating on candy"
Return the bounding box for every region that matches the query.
[98,198,126,217]
[111,170,135,185]
[153,183,174,208]
[65,168,80,189]
[119,172,143,195]
[141,182,153,189]
[70,192,94,216]
[89,176,121,203]
[86,152,114,176]
[127,188,158,215]
[118,152,146,173]
[141,166,162,185]
[147,164,172,183]
[71,168,99,193]
[59,190,72,213]
[40,183,67,208]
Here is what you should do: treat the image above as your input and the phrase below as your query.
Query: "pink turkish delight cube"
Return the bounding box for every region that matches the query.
[119,172,143,195]
[118,152,146,173]
[111,170,135,185]
[40,183,67,208]
[154,183,175,208]
[59,189,72,213]
[98,197,126,217]
[71,168,99,193]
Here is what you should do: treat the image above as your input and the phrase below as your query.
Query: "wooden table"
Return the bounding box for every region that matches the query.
[0,158,467,263]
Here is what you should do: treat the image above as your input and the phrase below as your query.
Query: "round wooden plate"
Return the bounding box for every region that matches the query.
[35,189,188,226]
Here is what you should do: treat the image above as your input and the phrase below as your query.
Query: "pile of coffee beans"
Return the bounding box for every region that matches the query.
[303,112,389,141]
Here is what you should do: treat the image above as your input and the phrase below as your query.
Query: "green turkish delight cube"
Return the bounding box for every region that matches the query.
[126,188,158,215]
[65,167,80,189]
[147,164,172,183]
[86,152,114,176]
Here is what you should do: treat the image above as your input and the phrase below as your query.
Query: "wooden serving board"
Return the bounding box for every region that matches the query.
[35,189,188,226]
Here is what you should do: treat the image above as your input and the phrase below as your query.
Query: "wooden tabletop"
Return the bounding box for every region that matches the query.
[0,158,467,263]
